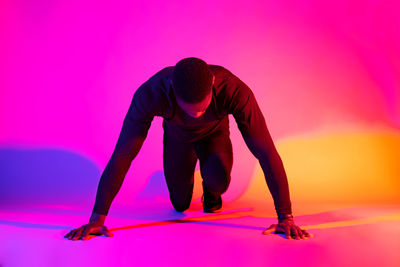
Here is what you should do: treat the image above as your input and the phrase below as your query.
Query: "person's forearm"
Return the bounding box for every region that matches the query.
[91,152,135,216]
[241,132,293,217]
[258,151,293,216]
[90,111,150,215]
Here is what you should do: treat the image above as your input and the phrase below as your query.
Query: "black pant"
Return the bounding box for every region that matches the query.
[162,126,233,212]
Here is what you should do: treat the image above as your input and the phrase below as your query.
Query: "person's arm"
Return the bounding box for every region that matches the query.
[227,73,313,240]
[226,73,292,218]
[91,71,168,218]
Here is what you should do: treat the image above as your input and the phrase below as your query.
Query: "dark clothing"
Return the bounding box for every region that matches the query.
[163,121,233,211]
[92,65,292,217]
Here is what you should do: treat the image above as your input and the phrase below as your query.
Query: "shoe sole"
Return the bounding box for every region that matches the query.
[203,209,222,213]
[203,205,223,213]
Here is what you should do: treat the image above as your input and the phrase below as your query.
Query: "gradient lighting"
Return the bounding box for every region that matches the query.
[0,0,399,266]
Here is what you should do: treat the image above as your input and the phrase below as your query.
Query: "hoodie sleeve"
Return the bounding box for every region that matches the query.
[226,72,292,216]
[92,70,168,216]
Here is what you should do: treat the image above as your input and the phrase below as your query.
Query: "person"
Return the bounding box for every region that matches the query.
[64,57,313,241]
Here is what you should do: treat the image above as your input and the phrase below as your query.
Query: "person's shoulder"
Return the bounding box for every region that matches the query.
[133,66,174,111]
[210,64,249,95]
[209,64,234,78]
[155,66,174,77]
[138,66,173,91]
[209,64,245,87]
[146,66,174,84]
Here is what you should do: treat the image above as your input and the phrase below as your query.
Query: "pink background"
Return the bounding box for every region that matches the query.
[1,0,399,212]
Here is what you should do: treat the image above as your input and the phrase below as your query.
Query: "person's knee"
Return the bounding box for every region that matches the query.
[172,202,190,212]
[170,196,191,212]
[202,156,232,194]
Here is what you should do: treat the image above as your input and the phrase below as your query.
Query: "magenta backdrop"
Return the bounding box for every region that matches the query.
[0,0,399,212]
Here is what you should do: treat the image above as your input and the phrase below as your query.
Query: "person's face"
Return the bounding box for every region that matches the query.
[171,76,215,118]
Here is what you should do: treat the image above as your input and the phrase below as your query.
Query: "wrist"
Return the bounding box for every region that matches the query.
[277,213,293,223]
[89,212,106,224]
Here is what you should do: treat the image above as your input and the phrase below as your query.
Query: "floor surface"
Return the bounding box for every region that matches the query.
[1,201,399,267]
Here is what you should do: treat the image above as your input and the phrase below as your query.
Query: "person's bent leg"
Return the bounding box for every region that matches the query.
[200,152,233,195]
[195,128,233,197]
[163,132,198,212]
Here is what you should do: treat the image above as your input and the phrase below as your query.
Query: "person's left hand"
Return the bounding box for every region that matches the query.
[262,217,313,240]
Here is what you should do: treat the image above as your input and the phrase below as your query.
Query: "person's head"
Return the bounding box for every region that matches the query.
[171,57,215,118]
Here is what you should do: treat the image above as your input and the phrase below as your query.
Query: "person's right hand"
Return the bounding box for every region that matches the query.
[64,221,113,241]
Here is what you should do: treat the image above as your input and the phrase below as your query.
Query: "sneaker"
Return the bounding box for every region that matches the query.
[201,190,222,213]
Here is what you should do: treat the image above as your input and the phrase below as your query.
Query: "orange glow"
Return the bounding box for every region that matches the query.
[236,130,400,215]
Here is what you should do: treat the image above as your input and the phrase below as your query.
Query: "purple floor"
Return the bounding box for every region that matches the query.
[1,201,399,267]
